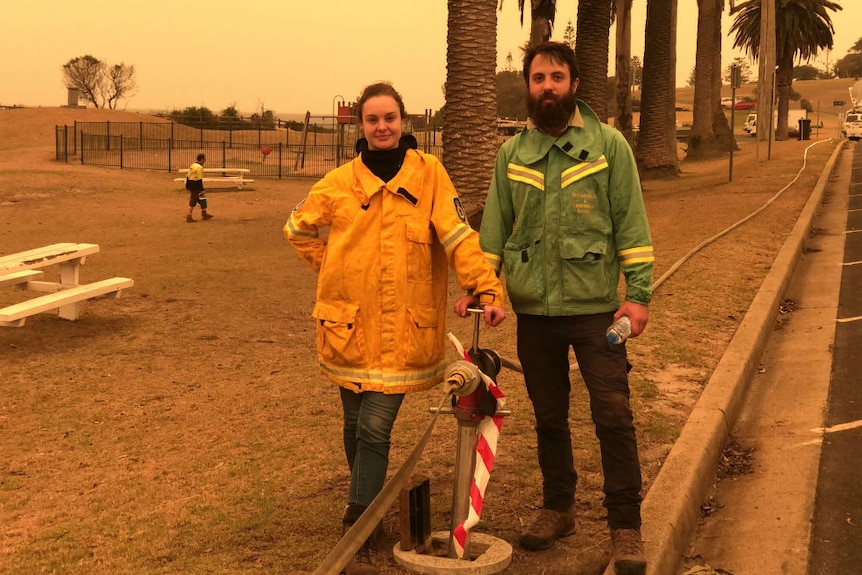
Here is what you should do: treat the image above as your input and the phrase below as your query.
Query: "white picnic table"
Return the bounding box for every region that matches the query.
[0,243,133,327]
[175,167,254,188]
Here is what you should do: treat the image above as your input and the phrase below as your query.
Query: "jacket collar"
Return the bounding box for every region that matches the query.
[352,146,426,206]
[517,100,603,164]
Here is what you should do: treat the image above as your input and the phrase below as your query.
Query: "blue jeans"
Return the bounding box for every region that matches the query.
[340,388,405,510]
[516,312,642,530]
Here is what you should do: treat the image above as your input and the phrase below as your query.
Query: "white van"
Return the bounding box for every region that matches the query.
[746,110,807,137]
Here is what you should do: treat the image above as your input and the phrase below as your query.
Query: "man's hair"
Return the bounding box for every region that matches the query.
[522,42,580,85]
[356,82,406,121]
[196,153,206,162]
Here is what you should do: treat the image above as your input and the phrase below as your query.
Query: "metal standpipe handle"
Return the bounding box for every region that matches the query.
[468,307,482,352]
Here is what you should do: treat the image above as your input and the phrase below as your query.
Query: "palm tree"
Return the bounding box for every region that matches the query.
[730,0,841,140]
[688,0,735,158]
[444,0,500,219]
[518,0,556,44]
[636,0,680,176]
[576,0,613,119]
[614,0,635,144]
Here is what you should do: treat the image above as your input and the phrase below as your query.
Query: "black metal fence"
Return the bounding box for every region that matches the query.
[55,117,443,179]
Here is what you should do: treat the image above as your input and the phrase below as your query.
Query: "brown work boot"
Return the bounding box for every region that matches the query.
[610,528,646,575]
[201,212,214,220]
[518,505,576,550]
[341,520,378,575]
[185,214,195,223]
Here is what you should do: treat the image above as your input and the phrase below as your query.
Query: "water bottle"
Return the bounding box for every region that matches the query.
[606,316,632,345]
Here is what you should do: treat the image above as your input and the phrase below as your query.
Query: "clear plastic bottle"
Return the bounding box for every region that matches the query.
[606,316,632,344]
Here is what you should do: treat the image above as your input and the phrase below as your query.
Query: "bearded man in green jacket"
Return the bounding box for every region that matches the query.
[479,41,654,575]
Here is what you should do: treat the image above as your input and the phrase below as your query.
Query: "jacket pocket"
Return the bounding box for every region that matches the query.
[558,237,615,304]
[312,300,365,366]
[502,238,546,309]
[406,223,434,284]
[402,305,441,368]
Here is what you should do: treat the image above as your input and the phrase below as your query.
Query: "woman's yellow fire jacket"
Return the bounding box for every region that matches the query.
[285,148,504,394]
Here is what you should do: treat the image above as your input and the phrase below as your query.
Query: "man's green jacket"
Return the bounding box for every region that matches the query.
[479,99,654,316]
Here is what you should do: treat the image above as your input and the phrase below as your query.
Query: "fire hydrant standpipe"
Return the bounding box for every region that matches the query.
[317,309,513,574]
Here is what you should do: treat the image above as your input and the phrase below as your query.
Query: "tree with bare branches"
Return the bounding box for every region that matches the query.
[62,55,137,109]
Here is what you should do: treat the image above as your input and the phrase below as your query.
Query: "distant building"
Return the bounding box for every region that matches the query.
[63,87,86,109]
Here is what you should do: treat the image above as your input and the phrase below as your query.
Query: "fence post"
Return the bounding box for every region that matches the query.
[221,140,226,169]
[106,121,111,151]
[278,142,282,179]
[171,122,174,150]
[80,133,84,165]
[120,135,124,169]
[168,138,172,172]
[140,120,144,151]
[73,121,78,155]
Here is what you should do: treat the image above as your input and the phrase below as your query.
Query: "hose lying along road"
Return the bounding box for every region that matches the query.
[653,139,831,291]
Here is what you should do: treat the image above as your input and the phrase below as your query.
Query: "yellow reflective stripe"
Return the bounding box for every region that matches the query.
[618,246,655,266]
[320,362,445,386]
[507,163,544,191]
[561,155,608,188]
[439,223,472,253]
[286,216,318,239]
[484,251,502,274]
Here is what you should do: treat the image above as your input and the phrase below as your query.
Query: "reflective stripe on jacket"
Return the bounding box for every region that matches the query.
[285,149,504,393]
[479,100,654,316]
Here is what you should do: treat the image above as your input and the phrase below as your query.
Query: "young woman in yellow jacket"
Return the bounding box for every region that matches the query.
[285,82,505,574]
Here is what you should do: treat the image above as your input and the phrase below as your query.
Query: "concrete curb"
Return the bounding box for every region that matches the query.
[605,140,846,575]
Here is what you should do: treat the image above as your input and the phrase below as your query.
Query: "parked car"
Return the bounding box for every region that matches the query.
[734,100,756,110]
[743,113,757,134]
[721,97,733,109]
[842,112,862,141]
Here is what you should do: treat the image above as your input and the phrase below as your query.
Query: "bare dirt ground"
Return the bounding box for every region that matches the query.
[0,106,842,575]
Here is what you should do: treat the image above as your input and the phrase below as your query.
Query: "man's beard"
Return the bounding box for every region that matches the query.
[527,90,577,133]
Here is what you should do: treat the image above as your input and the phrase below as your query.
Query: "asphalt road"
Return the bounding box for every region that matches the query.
[676,140,861,575]
[808,140,862,574]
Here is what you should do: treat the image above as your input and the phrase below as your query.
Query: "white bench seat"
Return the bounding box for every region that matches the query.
[0,269,45,288]
[174,177,255,188]
[0,277,134,327]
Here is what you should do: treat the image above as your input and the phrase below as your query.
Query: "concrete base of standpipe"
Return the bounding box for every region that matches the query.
[392,531,512,575]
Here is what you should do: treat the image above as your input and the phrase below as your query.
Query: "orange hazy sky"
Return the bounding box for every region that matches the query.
[1,1,858,116]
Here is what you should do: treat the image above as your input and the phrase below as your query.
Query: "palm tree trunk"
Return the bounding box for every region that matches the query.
[576,0,612,120]
[637,0,680,177]
[529,0,555,44]
[614,0,635,145]
[688,0,734,158]
[775,52,794,140]
[444,0,500,219]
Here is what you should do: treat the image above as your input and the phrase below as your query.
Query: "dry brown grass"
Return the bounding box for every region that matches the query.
[0,105,840,574]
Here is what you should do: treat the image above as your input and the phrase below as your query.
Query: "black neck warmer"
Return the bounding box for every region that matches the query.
[356,135,418,183]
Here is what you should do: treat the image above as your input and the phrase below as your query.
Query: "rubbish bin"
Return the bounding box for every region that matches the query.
[798,118,811,140]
